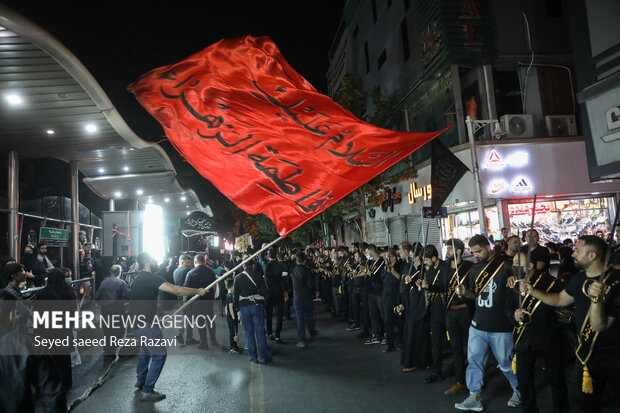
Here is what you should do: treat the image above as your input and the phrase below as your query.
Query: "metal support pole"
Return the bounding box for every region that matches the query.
[482,65,497,121]
[466,116,487,235]
[109,199,115,212]
[71,161,80,280]
[8,151,19,260]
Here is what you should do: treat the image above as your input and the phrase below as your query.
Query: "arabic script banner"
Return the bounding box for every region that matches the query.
[129,36,447,236]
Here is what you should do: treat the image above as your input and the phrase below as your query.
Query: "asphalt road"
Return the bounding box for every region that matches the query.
[67,304,617,413]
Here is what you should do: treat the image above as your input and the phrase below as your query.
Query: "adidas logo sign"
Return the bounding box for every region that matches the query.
[510,177,532,193]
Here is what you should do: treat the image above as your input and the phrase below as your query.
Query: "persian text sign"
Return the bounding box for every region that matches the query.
[129,36,446,236]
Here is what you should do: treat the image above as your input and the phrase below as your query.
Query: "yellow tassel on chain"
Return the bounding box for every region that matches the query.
[512,354,517,374]
[582,365,594,394]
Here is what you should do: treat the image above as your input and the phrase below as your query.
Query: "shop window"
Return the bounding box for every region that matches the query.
[507,198,610,244]
[493,70,524,117]
[537,66,577,117]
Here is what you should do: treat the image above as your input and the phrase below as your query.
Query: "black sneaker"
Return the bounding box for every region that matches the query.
[364,337,381,345]
[309,330,319,337]
[140,390,166,402]
[275,337,282,344]
[176,333,184,345]
[186,338,199,345]
[197,343,209,350]
[267,334,275,341]
[424,372,444,383]
[134,381,144,391]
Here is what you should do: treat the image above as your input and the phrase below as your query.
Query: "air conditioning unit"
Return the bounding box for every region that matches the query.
[544,115,577,137]
[500,114,535,139]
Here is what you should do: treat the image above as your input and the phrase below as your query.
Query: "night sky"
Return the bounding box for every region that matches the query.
[4,1,344,230]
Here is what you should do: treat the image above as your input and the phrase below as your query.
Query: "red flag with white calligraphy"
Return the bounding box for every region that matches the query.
[129,36,448,237]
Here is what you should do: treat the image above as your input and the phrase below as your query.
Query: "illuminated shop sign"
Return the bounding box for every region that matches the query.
[408,182,432,204]
[483,149,529,170]
[486,176,533,196]
[483,148,534,196]
[508,202,552,216]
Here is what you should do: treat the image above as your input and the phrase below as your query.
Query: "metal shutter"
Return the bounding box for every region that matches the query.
[388,217,407,246]
[406,215,441,249]
[367,220,388,246]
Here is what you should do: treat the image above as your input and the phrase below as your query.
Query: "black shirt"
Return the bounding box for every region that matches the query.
[447,260,475,308]
[173,266,191,286]
[225,292,236,320]
[563,269,620,352]
[258,255,286,296]
[130,271,166,323]
[467,255,513,332]
[425,260,452,318]
[507,271,564,351]
[366,258,385,295]
[530,244,550,271]
[184,265,216,300]
[291,264,316,301]
[233,271,268,308]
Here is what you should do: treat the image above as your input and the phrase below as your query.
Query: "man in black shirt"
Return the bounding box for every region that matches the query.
[131,252,207,402]
[363,245,385,345]
[525,230,550,272]
[258,247,288,343]
[349,250,369,336]
[441,239,474,396]
[173,254,194,345]
[508,246,568,413]
[455,235,521,411]
[291,252,318,348]
[233,260,270,363]
[523,235,620,412]
[417,244,451,383]
[184,254,217,349]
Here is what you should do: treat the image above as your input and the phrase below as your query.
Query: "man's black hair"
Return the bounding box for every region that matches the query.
[469,234,490,249]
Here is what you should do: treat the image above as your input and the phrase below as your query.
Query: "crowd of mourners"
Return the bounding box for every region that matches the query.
[1,224,619,412]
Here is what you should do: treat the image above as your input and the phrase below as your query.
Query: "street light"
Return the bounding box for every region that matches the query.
[465,116,505,236]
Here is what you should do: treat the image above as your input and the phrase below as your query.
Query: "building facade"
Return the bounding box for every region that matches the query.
[328,0,620,247]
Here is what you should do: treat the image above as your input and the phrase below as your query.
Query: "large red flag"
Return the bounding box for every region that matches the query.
[129,36,447,237]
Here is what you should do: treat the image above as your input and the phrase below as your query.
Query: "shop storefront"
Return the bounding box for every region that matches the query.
[360,137,619,250]
[506,196,613,243]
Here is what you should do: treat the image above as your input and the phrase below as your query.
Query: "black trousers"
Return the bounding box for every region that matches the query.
[332,286,342,315]
[446,307,471,383]
[265,295,283,338]
[283,291,292,319]
[227,317,240,350]
[368,293,384,338]
[352,288,369,332]
[430,313,446,375]
[572,349,620,413]
[188,303,216,345]
[516,336,568,413]
[382,299,396,348]
[342,286,350,321]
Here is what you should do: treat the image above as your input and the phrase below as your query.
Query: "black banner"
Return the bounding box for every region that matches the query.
[430,139,469,217]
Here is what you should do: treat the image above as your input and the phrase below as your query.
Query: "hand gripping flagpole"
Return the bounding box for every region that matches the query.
[168,236,282,319]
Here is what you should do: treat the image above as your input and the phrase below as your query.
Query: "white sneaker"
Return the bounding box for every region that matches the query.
[507,390,521,408]
[455,394,483,411]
